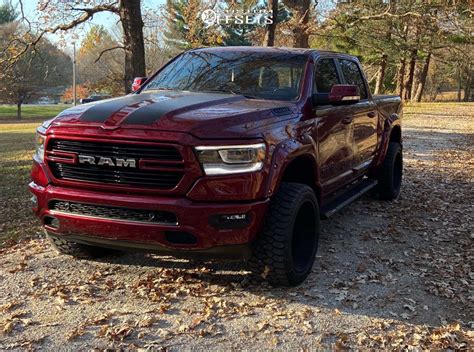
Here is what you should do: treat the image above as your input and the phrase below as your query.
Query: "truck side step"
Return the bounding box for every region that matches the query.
[321,179,378,219]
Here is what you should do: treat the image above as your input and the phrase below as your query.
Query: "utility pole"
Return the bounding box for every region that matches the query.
[73,42,76,106]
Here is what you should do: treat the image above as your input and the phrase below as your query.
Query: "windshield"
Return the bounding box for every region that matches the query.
[143,50,307,101]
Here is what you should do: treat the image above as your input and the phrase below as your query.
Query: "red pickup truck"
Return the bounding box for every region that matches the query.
[30,47,402,286]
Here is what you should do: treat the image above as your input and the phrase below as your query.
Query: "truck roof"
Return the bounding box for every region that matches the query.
[190,46,352,58]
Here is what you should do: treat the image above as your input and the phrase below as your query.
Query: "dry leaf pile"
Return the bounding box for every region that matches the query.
[0,108,473,349]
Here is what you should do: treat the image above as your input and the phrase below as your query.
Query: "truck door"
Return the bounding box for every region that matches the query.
[313,58,355,196]
[338,59,378,173]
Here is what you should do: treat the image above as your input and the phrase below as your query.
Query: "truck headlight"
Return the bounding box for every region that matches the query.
[34,132,46,162]
[195,143,266,175]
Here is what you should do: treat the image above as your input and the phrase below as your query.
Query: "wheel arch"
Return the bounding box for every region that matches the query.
[266,141,321,204]
[370,114,402,174]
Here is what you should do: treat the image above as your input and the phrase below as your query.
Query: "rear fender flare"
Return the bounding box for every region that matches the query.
[371,113,402,174]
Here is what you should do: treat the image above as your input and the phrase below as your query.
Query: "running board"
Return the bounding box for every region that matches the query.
[321,179,378,219]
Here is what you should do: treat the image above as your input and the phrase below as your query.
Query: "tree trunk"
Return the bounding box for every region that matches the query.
[463,65,472,102]
[457,68,462,102]
[119,0,146,94]
[396,57,406,99]
[414,52,431,103]
[396,23,409,99]
[411,64,420,101]
[374,53,387,95]
[374,22,392,95]
[431,86,439,102]
[283,0,310,48]
[16,101,21,120]
[405,48,417,101]
[263,0,279,46]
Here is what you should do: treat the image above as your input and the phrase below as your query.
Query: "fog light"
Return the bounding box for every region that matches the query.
[222,214,247,221]
[209,213,251,229]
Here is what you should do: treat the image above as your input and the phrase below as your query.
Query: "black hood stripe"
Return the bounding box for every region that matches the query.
[79,95,146,122]
[121,93,240,125]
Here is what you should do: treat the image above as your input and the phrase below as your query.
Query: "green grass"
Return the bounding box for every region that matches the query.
[0,122,41,245]
[0,104,71,121]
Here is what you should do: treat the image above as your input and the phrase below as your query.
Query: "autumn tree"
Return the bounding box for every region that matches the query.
[314,1,473,101]
[0,27,72,119]
[62,84,89,103]
[141,6,176,74]
[163,0,292,49]
[283,0,313,48]
[164,0,223,52]
[220,0,265,46]
[76,25,125,96]
[2,0,146,94]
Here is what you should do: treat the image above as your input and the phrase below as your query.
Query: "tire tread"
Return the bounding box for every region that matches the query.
[249,182,319,286]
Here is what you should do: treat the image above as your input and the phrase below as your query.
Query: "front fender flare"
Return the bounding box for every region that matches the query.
[264,137,318,198]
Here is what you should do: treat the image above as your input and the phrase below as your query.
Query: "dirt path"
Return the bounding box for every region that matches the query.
[1,109,473,350]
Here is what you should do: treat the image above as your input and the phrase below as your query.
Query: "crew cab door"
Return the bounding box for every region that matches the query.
[338,59,378,173]
[313,58,355,195]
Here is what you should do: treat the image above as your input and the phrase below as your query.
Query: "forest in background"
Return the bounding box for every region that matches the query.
[0,0,472,116]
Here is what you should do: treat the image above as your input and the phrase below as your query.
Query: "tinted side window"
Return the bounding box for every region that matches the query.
[339,59,368,99]
[314,59,340,93]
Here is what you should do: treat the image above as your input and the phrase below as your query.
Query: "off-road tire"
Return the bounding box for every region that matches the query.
[378,142,403,200]
[46,231,116,258]
[249,182,320,286]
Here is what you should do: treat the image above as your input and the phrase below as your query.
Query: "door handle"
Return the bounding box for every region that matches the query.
[367,111,376,118]
[341,117,353,124]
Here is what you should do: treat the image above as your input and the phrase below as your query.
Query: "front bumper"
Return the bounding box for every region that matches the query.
[29,182,269,259]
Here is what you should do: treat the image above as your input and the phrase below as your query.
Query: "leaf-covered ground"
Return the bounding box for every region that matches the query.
[0,103,473,350]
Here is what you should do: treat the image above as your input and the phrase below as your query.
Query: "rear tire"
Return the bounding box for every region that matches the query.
[378,142,403,200]
[46,231,116,259]
[249,182,320,286]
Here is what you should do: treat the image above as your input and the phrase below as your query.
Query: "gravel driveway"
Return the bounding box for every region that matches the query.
[1,107,473,350]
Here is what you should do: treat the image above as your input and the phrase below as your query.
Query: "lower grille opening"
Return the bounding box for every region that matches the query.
[43,216,60,229]
[164,231,197,245]
[49,200,178,225]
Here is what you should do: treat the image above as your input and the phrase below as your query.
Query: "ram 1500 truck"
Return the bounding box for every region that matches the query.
[30,47,402,286]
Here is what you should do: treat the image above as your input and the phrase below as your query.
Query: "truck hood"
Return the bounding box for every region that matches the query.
[52,90,297,139]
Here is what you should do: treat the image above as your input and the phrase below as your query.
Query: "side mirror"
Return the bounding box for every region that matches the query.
[313,84,360,106]
[131,77,148,92]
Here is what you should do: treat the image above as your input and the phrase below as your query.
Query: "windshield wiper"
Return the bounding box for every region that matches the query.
[143,87,176,92]
[203,89,259,99]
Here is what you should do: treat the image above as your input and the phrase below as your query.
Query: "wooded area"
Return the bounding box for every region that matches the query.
[0,0,472,115]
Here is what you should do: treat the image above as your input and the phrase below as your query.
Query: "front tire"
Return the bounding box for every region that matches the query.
[46,231,116,259]
[378,142,403,200]
[249,183,320,286]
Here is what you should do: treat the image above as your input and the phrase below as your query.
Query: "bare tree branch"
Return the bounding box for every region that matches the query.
[0,0,120,68]
[94,45,125,63]
[348,9,434,27]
